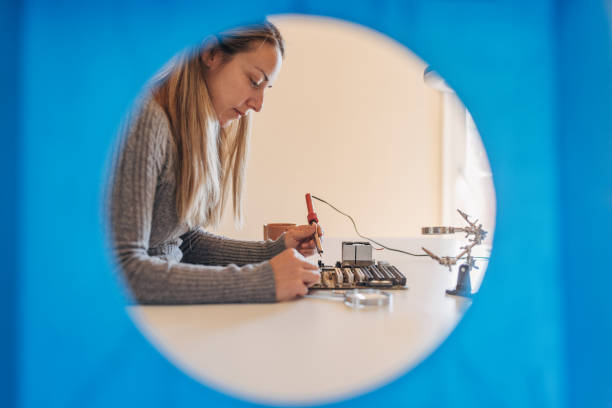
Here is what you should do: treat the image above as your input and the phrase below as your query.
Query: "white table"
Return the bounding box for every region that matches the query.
[128,237,490,405]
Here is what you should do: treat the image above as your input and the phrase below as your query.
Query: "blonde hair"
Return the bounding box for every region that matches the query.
[152,22,284,228]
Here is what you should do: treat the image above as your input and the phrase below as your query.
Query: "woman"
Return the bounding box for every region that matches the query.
[109,21,322,304]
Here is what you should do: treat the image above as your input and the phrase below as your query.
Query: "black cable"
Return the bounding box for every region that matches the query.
[311,195,429,257]
[311,195,491,261]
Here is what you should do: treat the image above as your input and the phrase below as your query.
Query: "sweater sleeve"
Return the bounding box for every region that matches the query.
[180,228,287,266]
[108,101,276,304]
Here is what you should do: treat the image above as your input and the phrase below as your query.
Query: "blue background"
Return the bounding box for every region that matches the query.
[1,0,611,407]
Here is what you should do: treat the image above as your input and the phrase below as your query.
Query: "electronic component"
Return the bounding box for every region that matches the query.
[341,241,373,266]
[311,241,406,289]
[312,260,407,290]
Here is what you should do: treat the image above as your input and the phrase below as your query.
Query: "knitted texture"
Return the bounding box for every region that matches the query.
[108,97,285,304]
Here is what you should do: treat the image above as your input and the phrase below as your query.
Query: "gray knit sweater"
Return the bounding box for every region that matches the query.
[108,97,286,304]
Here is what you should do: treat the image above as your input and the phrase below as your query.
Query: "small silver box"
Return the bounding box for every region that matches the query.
[355,243,372,262]
[341,242,373,266]
[342,243,355,263]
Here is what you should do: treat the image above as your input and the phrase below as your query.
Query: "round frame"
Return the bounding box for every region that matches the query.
[4,1,611,407]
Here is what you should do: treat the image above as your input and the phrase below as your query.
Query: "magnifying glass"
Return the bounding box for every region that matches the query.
[306,289,392,309]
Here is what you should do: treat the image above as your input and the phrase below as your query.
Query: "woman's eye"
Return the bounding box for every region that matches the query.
[249,78,261,89]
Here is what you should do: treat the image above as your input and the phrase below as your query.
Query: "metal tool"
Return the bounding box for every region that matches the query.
[421,209,488,298]
[305,193,323,256]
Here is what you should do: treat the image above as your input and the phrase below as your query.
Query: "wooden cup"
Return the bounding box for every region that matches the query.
[263,223,296,240]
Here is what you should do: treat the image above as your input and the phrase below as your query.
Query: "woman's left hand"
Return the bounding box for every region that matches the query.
[283,224,323,257]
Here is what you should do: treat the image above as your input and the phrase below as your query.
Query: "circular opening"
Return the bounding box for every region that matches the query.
[106,14,496,405]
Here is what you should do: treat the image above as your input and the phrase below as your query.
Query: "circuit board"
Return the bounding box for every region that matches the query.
[310,242,407,289]
[312,261,407,290]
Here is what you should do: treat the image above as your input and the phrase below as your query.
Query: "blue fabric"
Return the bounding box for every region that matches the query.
[2,0,610,406]
[0,0,20,407]
[558,1,612,406]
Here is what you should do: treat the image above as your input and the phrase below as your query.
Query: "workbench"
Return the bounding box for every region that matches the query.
[128,236,489,405]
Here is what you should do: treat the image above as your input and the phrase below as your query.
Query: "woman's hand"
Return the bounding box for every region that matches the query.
[270,248,321,301]
[283,223,323,257]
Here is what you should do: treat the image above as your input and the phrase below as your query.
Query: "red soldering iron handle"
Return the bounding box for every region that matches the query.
[305,193,319,224]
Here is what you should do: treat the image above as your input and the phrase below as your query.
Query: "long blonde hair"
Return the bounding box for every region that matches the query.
[153,22,284,228]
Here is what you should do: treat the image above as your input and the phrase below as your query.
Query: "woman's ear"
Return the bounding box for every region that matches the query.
[201,35,220,69]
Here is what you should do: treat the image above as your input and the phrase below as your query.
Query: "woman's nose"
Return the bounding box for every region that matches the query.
[247,91,264,113]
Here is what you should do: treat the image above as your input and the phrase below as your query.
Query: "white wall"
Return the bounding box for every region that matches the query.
[212,15,443,240]
[441,94,496,241]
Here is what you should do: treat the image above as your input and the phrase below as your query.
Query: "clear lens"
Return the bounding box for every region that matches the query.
[343,289,391,308]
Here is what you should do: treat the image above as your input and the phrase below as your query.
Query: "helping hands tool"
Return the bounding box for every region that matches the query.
[421,209,488,297]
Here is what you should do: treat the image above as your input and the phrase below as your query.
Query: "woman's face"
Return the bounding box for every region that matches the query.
[203,41,283,127]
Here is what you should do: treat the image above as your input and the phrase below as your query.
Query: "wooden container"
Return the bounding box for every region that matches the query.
[263,223,296,240]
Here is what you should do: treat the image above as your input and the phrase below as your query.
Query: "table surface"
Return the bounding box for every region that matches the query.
[128,236,490,405]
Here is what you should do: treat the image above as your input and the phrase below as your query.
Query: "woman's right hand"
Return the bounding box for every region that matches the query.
[270,248,321,301]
